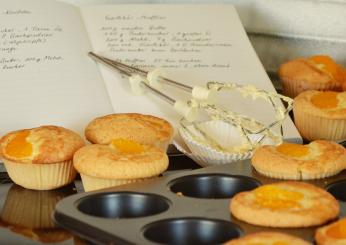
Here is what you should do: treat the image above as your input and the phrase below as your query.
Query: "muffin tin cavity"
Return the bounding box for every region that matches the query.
[76,192,170,218]
[169,174,261,198]
[142,218,242,245]
[327,180,346,202]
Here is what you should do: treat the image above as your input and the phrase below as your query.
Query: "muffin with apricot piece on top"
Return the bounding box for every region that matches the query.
[73,138,168,191]
[293,90,346,141]
[230,182,339,228]
[85,113,174,152]
[0,126,84,190]
[278,55,346,98]
[251,140,346,180]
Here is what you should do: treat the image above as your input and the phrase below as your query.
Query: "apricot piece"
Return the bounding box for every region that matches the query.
[326,219,346,239]
[276,143,309,158]
[311,91,339,109]
[309,55,339,78]
[110,138,144,154]
[4,131,32,158]
[254,185,303,210]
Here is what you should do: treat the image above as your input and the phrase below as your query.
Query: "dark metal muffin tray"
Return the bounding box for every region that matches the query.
[53,159,346,245]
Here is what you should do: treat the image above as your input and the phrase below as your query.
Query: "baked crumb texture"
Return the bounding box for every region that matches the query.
[230,182,339,228]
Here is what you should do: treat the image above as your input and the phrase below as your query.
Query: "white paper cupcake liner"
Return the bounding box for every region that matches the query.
[173,140,247,167]
[282,78,341,98]
[294,106,346,141]
[253,165,343,180]
[175,120,278,167]
[3,159,76,190]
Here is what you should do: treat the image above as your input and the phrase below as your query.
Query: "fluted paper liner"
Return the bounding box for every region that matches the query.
[294,106,346,141]
[282,78,341,98]
[3,159,76,190]
[175,120,276,167]
[253,165,343,180]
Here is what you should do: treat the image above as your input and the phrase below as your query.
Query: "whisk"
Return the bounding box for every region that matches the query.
[88,52,293,164]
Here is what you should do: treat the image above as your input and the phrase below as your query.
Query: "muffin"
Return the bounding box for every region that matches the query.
[73,138,169,191]
[224,232,311,245]
[230,182,339,228]
[251,140,346,180]
[293,90,346,141]
[0,126,85,190]
[85,113,174,151]
[0,184,74,243]
[315,218,346,244]
[278,55,346,98]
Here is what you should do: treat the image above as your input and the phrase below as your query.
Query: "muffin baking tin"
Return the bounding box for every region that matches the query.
[54,159,346,244]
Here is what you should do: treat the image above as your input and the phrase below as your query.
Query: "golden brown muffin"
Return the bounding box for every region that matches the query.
[293,90,346,141]
[230,182,339,228]
[278,55,345,98]
[315,218,346,244]
[73,139,168,191]
[85,113,174,151]
[251,141,346,180]
[224,232,311,245]
[0,126,84,190]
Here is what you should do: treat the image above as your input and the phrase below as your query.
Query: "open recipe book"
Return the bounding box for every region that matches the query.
[0,0,301,153]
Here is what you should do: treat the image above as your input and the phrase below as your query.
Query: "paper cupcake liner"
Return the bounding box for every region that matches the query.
[294,107,346,141]
[173,140,246,167]
[0,185,68,228]
[80,174,155,192]
[3,159,76,190]
[282,78,341,98]
[176,120,277,167]
[254,166,343,180]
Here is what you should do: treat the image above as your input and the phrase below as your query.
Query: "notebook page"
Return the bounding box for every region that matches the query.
[80,4,301,142]
[0,0,113,137]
